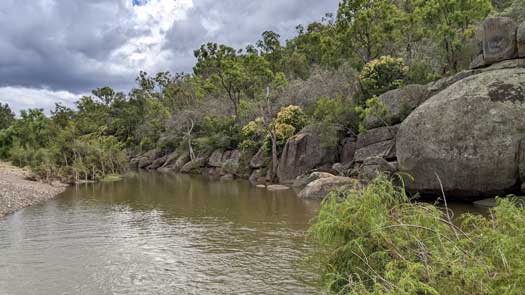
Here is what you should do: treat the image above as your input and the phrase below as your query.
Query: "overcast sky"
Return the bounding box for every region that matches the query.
[0,0,339,114]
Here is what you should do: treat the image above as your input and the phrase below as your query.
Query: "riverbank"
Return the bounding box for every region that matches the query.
[0,162,67,218]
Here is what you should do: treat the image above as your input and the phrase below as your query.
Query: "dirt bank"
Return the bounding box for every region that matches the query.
[0,162,67,218]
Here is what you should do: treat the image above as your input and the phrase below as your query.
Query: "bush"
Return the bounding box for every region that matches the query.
[360,56,408,98]
[355,96,388,133]
[274,105,308,132]
[310,175,525,295]
[200,115,241,150]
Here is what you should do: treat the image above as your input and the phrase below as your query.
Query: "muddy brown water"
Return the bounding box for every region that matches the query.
[0,172,323,294]
[0,172,488,294]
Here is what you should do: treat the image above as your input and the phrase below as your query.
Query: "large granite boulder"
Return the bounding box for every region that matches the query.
[365,85,429,129]
[208,150,225,167]
[518,22,525,58]
[137,149,159,169]
[221,150,241,174]
[292,172,335,189]
[147,155,168,170]
[483,17,518,64]
[397,67,525,198]
[277,125,341,183]
[354,125,398,163]
[181,157,207,174]
[250,147,266,169]
[298,176,356,199]
[340,137,357,164]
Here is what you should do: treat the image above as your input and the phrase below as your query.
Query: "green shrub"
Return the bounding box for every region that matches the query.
[355,96,388,132]
[200,115,241,150]
[274,105,308,132]
[310,175,525,295]
[360,56,408,98]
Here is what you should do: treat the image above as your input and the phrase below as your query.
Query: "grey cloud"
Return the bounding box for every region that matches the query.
[0,0,339,112]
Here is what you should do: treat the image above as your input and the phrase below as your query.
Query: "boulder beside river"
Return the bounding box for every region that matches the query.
[396,67,525,198]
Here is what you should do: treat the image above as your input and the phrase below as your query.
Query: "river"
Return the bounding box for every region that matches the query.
[0,172,323,294]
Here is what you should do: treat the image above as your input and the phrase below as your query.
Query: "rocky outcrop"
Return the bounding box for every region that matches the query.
[250,147,266,168]
[340,137,357,164]
[181,157,208,174]
[147,155,168,170]
[358,157,396,184]
[518,22,525,58]
[365,85,429,129]
[396,67,525,198]
[518,136,525,193]
[483,17,518,64]
[208,150,225,167]
[298,176,356,199]
[277,125,340,183]
[130,149,159,169]
[292,172,335,189]
[471,17,522,69]
[354,126,398,163]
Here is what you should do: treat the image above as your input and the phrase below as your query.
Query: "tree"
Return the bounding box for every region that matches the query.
[0,103,15,130]
[420,0,492,73]
[337,0,402,63]
[194,43,245,122]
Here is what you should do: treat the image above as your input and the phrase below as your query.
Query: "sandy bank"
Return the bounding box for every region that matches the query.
[0,162,67,218]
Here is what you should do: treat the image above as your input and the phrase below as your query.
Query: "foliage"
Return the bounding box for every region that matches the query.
[498,0,525,22]
[355,97,388,133]
[0,103,15,130]
[274,105,308,132]
[337,0,403,63]
[310,175,525,295]
[359,56,408,98]
[199,115,241,151]
[420,0,493,73]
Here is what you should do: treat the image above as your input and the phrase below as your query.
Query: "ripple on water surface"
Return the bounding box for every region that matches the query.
[0,173,322,294]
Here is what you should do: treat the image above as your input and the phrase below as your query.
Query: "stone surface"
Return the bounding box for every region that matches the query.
[340,137,357,164]
[358,157,396,184]
[365,85,430,129]
[518,22,525,57]
[250,147,266,168]
[221,150,241,175]
[298,176,355,200]
[483,17,518,64]
[249,169,267,184]
[137,149,159,169]
[397,68,525,198]
[355,140,396,163]
[147,155,168,170]
[181,157,207,174]
[267,185,290,191]
[292,172,335,189]
[518,140,525,186]
[160,151,180,169]
[470,54,486,69]
[357,125,399,149]
[208,150,225,167]
[277,125,340,183]
[427,70,481,95]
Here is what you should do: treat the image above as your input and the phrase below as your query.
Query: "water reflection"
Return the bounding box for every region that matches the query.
[0,172,322,295]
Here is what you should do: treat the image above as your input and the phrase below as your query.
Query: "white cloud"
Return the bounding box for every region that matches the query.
[110,0,193,74]
[0,0,339,113]
[0,87,82,115]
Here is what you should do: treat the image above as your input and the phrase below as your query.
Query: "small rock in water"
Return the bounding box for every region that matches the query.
[473,198,497,208]
[266,185,290,191]
[256,184,266,189]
